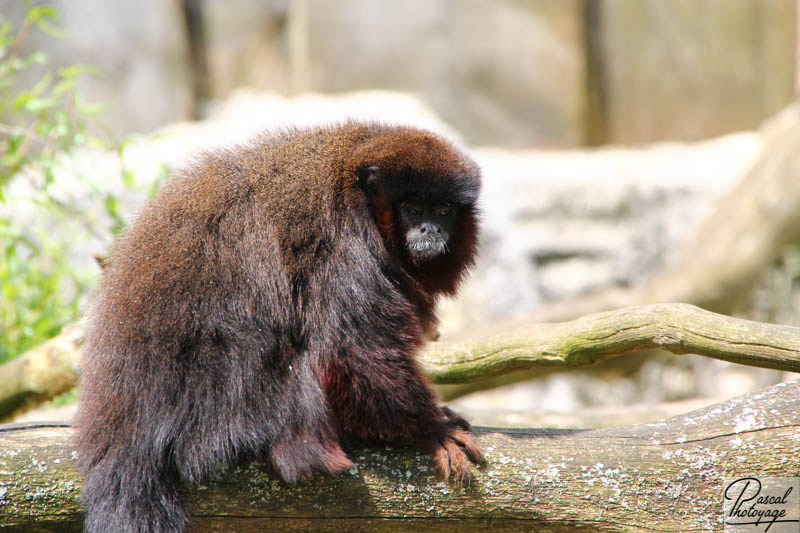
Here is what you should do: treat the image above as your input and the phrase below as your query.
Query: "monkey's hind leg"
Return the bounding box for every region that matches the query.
[267,363,353,484]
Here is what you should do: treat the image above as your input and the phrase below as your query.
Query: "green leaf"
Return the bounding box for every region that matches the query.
[0,2,114,364]
[24,96,57,112]
[12,90,33,111]
[11,72,53,111]
[8,57,26,73]
[6,132,24,153]
[1,152,22,170]
[30,70,53,97]
[121,167,135,188]
[0,19,13,47]
[52,78,75,95]
[51,120,68,137]
[27,5,67,38]
[43,165,55,185]
[104,193,120,218]
[75,93,108,115]
[26,5,59,23]
[85,135,107,149]
[26,50,48,65]
[58,64,102,79]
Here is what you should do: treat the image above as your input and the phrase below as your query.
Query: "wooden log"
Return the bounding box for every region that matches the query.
[1,380,797,532]
[0,323,83,422]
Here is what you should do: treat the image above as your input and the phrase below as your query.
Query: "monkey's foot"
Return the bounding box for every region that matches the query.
[269,441,353,484]
[433,429,483,485]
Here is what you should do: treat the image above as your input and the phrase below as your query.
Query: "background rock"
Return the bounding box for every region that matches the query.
[440,132,761,332]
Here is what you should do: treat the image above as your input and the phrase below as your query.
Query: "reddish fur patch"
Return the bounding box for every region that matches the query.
[373,193,397,254]
[322,444,354,474]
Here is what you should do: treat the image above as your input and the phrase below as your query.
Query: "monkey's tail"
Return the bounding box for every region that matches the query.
[81,458,187,533]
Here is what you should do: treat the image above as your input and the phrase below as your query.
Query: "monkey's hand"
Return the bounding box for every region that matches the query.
[432,407,483,484]
[433,427,483,485]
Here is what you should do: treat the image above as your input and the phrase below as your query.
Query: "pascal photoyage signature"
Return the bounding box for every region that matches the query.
[724,477,796,532]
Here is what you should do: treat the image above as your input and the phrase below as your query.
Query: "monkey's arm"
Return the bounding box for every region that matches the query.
[313,240,482,481]
[322,344,482,483]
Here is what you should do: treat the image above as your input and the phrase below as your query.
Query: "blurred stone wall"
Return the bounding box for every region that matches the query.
[193,0,796,146]
[2,0,796,145]
[602,0,797,144]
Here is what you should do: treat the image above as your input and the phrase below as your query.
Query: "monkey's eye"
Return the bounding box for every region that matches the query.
[435,205,452,217]
[402,202,424,217]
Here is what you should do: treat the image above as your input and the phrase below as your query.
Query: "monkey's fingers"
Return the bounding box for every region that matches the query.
[433,441,453,480]
[448,428,484,466]
[433,430,484,485]
[433,437,473,484]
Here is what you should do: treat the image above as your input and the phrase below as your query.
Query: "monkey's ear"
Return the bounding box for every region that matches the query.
[357,164,381,189]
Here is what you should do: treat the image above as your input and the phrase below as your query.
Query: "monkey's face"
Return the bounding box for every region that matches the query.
[398,199,458,263]
[353,133,479,272]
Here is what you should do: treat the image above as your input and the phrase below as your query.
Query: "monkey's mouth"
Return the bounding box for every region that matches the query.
[408,238,448,262]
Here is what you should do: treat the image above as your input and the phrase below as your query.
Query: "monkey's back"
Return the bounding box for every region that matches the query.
[75,123,381,484]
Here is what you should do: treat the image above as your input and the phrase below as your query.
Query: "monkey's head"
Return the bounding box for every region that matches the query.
[351,127,480,288]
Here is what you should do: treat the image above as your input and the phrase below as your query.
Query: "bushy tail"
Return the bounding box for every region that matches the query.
[82,460,187,533]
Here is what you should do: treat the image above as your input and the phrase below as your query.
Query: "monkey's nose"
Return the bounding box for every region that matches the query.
[419,222,440,235]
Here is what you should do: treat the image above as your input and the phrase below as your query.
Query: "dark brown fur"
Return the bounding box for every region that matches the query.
[75,123,482,532]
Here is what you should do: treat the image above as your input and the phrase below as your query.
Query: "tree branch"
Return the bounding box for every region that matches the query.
[2,304,798,421]
[421,303,800,384]
[0,323,83,422]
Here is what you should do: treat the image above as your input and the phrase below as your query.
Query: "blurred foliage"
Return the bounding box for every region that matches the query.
[0,3,107,187]
[49,385,79,406]
[0,3,108,363]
